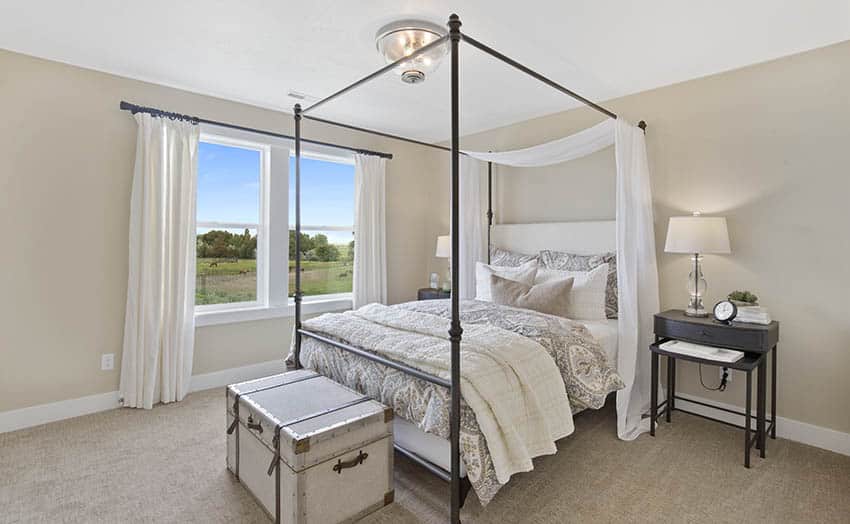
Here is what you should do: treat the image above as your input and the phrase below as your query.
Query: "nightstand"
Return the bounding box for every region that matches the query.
[650,309,779,468]
[417,288,450,300]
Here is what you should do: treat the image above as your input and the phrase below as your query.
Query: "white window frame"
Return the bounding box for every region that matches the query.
[194,125,354,327]
[195,133,269,314]
[287,150,355,306]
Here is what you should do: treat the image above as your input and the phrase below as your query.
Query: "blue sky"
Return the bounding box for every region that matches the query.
[197,142,354,243]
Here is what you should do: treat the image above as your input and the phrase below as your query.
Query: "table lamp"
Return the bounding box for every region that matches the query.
[664,212,731,317]
[435,235,451,292]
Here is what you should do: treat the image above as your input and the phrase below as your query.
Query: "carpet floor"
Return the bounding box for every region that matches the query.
[2,388,849,523]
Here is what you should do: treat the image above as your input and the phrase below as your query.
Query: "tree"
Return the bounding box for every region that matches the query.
[288,231,314,258]
[312,233,329,247]
[236,228,256,259]
[196,229,257,259]
[347,240,355,262]
[197,237,208,258]
[313,244,340,262]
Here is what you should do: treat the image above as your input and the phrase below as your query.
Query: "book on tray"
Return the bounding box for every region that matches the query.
[734,305,771,325]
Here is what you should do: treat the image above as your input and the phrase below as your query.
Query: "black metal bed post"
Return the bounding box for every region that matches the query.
[486,161,493,264]
[448,13,463,524]
[293,104,303,370]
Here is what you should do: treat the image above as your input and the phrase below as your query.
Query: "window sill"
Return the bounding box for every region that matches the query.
[195,294,352,327]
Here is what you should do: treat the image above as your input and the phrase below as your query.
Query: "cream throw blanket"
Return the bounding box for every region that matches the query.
[303,303,574,483]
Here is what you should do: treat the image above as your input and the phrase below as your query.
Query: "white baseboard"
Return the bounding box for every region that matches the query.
[189,359,287,393]
[0,359,287,434]
[675,393,850,457]
[0,390,122,435]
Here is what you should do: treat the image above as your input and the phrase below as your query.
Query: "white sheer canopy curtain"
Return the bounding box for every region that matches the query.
[353,154,387,308]
[612,120,660,440]
[465,118,660,440]
[458,155,487,299]
[120,113,199,410]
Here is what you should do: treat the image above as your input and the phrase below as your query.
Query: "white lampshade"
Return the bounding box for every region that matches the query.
[664,214,731,254]
[435,235,451,258]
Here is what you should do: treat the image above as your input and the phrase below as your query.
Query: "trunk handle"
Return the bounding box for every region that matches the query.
[333,450,368,474]
[247,414,263,433]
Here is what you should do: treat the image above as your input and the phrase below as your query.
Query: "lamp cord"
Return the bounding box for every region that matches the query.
[699,364,729,392]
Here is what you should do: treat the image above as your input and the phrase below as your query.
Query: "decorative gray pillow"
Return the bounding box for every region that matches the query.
[489,274,574,318]
[539,250,618,319]
[489,246,538,267]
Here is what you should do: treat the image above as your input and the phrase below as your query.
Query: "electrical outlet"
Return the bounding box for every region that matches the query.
[720,367,732,384]
[101,353,115,371]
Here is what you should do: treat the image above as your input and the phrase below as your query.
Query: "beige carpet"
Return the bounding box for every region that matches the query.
[2,389,849,524]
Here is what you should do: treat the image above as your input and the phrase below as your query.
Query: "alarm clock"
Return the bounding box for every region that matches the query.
[713,300,738,324]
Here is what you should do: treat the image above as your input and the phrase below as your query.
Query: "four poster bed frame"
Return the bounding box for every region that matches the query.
[291,14,644,523]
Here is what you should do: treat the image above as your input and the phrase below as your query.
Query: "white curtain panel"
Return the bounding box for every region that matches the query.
[353,154,387,308]
[120,113,199,410]
[458,155,487,299]
[613,120,660,440]
[464,118,660,440]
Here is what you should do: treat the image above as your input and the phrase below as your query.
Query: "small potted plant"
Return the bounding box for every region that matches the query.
[728,290,759,307]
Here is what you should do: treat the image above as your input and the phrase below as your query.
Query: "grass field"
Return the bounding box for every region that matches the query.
[196,247,352,305]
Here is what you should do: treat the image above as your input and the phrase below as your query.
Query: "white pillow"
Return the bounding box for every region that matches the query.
[534,263,608,320]
[475,259,538,302]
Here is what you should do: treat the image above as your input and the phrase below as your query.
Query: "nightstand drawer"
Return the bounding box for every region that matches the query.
[661,319,762,349]
[418,288,450,301]
[654,311,777,352]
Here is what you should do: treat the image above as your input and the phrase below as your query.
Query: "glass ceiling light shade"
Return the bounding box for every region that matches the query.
[375,19,447,84]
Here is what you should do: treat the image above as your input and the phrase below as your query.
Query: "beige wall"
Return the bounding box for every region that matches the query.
[0,49,438,412]
[453,40,850,433]
[3,38,849,436]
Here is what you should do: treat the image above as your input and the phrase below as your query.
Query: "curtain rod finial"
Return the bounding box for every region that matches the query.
[638,120,647,131]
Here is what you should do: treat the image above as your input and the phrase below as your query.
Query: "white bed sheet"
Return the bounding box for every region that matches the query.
[394,417,467,477]
[579,318,619,366]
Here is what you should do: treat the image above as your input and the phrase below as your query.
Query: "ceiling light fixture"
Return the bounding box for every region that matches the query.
[375,19,447,84]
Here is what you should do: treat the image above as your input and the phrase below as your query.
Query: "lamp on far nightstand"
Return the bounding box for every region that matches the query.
[665,212,731,317]
[435,235,451,292]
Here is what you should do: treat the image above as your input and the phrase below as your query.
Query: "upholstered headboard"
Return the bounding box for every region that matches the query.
[492,220,616,256]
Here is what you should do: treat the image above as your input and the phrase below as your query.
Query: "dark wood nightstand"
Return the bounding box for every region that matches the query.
[651,309,779,468]
[417,288,450,300]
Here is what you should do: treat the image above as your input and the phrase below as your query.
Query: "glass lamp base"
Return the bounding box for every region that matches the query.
[684,307,709,318]
[685,295,709,317]
[685,254,709,317]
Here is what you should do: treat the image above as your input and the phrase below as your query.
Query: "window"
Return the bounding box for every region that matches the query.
[194,126,355,326]
[195,137,268,309]
[288,154,355,298]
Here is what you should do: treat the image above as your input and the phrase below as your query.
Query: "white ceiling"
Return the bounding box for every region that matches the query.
[1,1,848,142]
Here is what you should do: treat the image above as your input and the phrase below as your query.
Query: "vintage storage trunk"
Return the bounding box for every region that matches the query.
[226,369,394,523]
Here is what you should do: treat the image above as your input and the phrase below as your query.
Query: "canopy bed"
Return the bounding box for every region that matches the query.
[289,14,659,523]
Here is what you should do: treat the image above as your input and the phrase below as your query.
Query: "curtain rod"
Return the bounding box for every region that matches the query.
[118,101,393,159]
